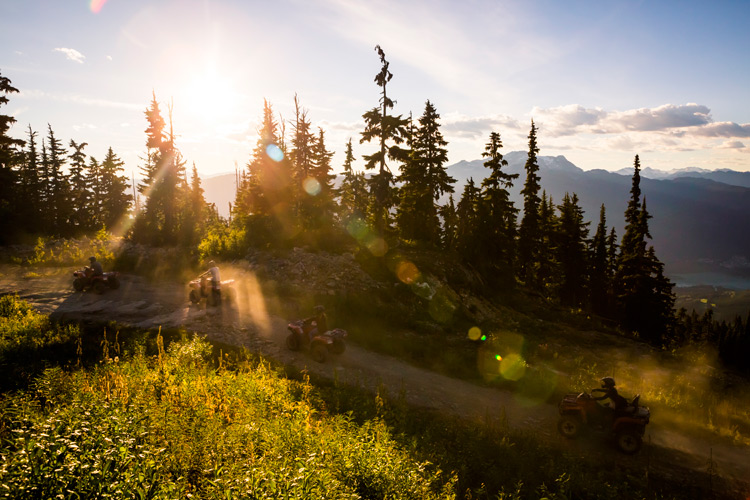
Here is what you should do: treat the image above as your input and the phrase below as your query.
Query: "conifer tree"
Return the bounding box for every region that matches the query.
[45,125,71,236]
[309,127,337,229]
[234,99,293,247]
[181,162,207,245]
[360,45,409,235]
[397,100,454,245]
[99,147,131,231]
[589,204,610,315]
[134,93,187,244]
[18,126,42,235]
[134,92,167,243]
[87,156,103,229]
[614,155,675,342]
[518,120,542,287]
[439,194,458,251]
[537,191,559,295]
[455,178,481,263]
[68,140,89,234]
[478,131,519,286]
[290,94,315,224]
[338,138,369,220]
[556,193,590,307]
[0,71,24,243]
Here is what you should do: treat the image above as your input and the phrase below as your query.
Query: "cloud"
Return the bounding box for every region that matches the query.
[692,122,750,138]
[532,104,608,137]
[609,103,711,131]
[54,47,86,64]
[531,103,750,146]
[722,140,746,149]
[17,89,141,111]
[442,114,521,139]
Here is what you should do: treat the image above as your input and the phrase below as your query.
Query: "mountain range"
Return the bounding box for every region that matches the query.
[200,153,750,288]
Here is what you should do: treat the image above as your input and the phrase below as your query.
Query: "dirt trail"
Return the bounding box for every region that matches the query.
[2,265,749,497]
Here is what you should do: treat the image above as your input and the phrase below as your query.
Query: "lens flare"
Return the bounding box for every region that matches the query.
[396,260,419,284]
[428,287,457,324]
[495,354,503,361]
[90,0,107,13]
[266,144,284,162]
[302,177,321,196]
[346,216,369,240]
[499,353,526,381]
[365,236,388,257]
[468,327,482,341]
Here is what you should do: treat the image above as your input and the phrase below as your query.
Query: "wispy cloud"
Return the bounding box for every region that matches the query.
[18,89,141,111]
[53,47,86,64]
[442,113,522,139]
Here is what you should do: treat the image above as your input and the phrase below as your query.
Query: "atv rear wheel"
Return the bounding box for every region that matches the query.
[557,416,581,439]
[616,430,642,454]
[286,333,301,351]
[311,343,327,363]
[73,278,84,292]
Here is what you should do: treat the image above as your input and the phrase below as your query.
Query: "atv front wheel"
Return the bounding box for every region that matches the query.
[616,430,642,454]
[311,343,327,363]
[286,333,301,351]
[557,416,580,439]
[73,278,85,292]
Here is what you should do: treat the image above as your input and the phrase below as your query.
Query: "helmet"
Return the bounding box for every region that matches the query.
[314,305,325,314]
[601,376,616,388]
[208,260,216,267]
[89,256,96,262]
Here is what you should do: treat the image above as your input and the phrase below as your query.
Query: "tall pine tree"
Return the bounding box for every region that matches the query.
[396,100,454,246]
[517,120,542,287]
[478,131,519,287]
[360,45,409,236]
[614,155,675,343]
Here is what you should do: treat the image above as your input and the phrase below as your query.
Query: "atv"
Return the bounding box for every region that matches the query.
[557,391,650,454]
[286,318,348,363]
[73,268,120,293]
[188,276,236,307]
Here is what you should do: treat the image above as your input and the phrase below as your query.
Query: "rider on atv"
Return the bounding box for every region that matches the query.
[306,305,328,342]
[592,376,629,420]
[89,256,103,277]
[198,261,222,304]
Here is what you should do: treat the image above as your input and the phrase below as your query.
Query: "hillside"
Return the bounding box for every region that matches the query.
[2,248,750,499]
[203,154,750,287]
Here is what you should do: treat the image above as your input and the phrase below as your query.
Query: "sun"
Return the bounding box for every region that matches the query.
[181,68,237,123]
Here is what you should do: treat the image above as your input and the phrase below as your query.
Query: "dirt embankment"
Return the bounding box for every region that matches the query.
[1,262,749,499]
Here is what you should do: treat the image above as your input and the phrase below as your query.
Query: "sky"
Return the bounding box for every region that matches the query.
[1,0,749,178]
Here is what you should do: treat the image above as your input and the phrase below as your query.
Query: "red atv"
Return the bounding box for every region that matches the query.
[286,319,348,363]
[557,392,650,454]
[188,277,236,307]
[73,268,120,293]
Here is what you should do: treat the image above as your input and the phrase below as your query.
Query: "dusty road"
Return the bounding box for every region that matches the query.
[2,264,749,497]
